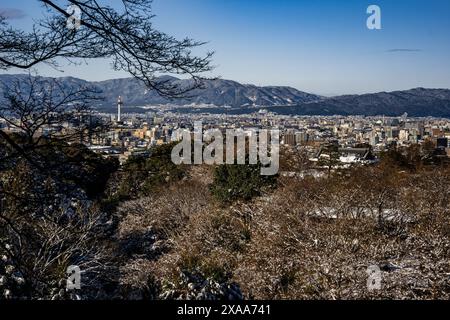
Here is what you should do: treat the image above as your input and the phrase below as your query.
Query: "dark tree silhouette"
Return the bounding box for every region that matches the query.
[0,0,215,300]
[0,0,214,97]
[0,0,215,168]
[0,74,104,170]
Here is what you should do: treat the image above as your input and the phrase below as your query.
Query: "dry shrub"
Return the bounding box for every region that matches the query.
[117,177,245,299]
[233,168,450,300]
[116,164,449,300]
[148,204,250,299]
[1,161,113,300]
[118,179,210,246]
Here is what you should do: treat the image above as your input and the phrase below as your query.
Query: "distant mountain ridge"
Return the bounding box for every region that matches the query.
[95,76,323,107]
[0,74,450,117]
[270,88,450,118]
[0,74,322,109]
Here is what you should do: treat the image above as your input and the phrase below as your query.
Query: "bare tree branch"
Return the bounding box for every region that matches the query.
[0,0,215,98]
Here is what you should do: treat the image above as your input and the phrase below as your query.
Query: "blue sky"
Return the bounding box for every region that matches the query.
[1,0,450,95]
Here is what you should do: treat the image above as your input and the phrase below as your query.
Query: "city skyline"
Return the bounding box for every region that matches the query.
[1,0,450,96]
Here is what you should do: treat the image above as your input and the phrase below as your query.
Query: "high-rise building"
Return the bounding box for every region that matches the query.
[295,131,308,145]
[117,96,123,123]
[283,130,296,146]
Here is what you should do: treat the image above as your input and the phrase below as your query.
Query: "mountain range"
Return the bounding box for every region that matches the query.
[268,88,450,118]
[1,74,450,117]
[0,74,320,109]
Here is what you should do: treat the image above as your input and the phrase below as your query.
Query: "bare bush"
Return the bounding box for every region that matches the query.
[0,161,113,300]
[233,168,450,299]
[114,164,450,300]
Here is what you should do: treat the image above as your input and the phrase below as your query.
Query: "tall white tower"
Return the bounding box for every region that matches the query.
[117,96,123,122]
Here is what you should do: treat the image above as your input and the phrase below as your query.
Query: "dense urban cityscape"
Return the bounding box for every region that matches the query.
[3,97,449,168]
